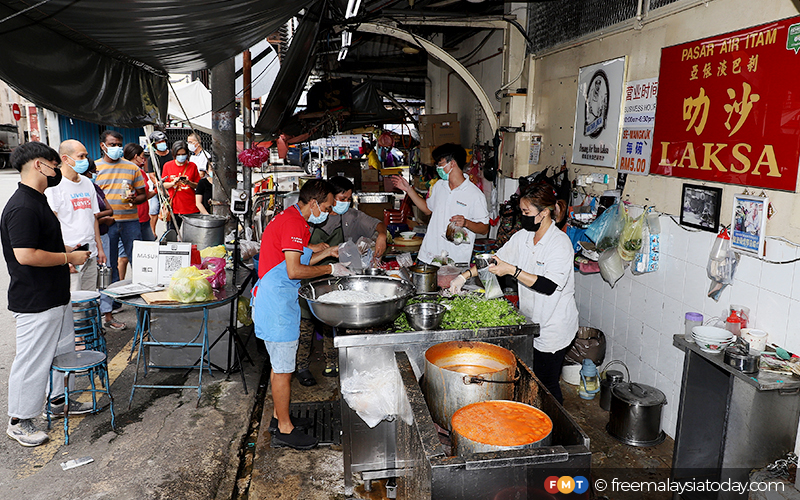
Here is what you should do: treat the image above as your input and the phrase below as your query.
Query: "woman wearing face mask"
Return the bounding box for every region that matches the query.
[124,143,158,241]
[161,140,200,231]
[449,182,578,403]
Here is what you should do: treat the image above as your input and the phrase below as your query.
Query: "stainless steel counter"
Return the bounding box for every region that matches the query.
[672,335,800,500]
[335,323,539,496]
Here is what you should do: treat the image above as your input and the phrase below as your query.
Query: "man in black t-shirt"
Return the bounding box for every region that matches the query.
[1,142,92,447]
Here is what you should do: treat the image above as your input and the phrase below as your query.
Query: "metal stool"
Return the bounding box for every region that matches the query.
[47,350,115,444]
[71,291,106,355]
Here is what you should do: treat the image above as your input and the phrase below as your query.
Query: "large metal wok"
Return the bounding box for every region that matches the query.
[298,276,415,328]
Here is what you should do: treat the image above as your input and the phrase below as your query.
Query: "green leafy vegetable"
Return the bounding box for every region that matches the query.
[393,295,527,332]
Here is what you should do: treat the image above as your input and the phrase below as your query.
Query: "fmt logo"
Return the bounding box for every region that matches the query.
[544,476,589,495]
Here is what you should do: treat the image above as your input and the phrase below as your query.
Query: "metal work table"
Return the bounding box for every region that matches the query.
[110,284,240,407]
[672,335,800,499]
[334,322,539,497]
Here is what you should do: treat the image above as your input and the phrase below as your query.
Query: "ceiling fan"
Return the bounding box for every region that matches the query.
[426,0,558,9]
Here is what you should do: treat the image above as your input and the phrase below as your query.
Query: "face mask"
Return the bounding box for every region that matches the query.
[176,155,188,164]
[333,200,350,215]
[156,142,168,152]
[520,214,541,233]
[105,145,123,160]
[188,143,197,153]
[40,161,62,187]
[70,156,89,174]
[308,201,329,224]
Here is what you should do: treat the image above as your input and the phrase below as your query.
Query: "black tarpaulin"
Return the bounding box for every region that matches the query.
[0,0,316,127]
[253,1,326,137]
[344,80,405,130]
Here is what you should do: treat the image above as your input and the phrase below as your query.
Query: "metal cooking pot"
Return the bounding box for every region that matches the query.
[180,214,227,251]
[409,263,438,294]
[599,370,625,411]
[423,341,517,431]
[451,401,553,455]
[724,346,759,373]
[607,382,667,447]
[298,276,414,328]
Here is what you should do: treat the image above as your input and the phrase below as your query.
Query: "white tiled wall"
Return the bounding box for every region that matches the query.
[573,214,800,439]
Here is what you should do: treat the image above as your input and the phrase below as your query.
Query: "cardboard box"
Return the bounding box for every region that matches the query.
[420,147,433,165]
[132,241,160,284]
[361,181,381,193]
[433,121,460,146]
[419,113,457,127]
[358,202,392,220]
[361,168,379,183]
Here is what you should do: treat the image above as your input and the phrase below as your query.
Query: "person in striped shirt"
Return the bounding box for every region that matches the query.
[94,130,145,330]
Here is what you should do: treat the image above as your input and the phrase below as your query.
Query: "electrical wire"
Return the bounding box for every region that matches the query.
[0,0,52,25]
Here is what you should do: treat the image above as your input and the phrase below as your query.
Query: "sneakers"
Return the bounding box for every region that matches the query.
[323,365,339,377]
[271,427,318,450]
[267,415,314,435]
[7,418,49,447]
[44,398,95,418]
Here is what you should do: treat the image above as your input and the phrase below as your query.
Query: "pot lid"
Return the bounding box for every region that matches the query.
[611,382,666,406]
[605,370,624,383]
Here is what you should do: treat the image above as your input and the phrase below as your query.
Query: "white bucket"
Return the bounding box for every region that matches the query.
[562,363,582,385]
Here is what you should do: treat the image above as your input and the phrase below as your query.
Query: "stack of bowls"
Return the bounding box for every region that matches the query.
[692,325,735,353]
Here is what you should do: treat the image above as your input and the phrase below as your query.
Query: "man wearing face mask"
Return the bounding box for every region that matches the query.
[253,179,351,450]
[390,143,489,265]
[2,142,92,447]
[448,182,578,403]
[45,140,106,291]
[95,130,145,330]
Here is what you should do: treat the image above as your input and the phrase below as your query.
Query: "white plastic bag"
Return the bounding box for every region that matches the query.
[340,361,414,428]
[478,267,504,299]
[338,239,362,273]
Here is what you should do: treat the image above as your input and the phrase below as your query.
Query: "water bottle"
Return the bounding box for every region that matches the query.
[578,359,600,400]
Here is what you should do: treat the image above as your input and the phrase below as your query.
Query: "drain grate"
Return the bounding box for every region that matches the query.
[289,399,341,446]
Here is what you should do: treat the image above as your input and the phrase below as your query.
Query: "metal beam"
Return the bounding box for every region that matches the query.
[356,22,498,133]
[376,14,513,30]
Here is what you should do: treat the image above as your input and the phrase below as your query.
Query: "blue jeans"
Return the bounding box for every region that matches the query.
[140,221,155,242]
[101,220,142,314]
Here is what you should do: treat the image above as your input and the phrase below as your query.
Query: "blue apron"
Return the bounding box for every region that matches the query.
[252,246,313,342]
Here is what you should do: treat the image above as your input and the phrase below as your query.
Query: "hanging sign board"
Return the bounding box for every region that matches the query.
[572,56,627,168]
[650,16,800,191]
[618,78,659,175]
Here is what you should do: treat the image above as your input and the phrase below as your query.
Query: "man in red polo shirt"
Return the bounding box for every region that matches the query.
[253,179,351,450]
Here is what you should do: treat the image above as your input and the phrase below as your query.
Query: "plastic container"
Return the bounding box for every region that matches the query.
[725,310,742,338]
[684,312,703,343]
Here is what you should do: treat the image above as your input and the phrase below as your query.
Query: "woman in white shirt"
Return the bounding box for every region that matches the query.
[450,182,578,403]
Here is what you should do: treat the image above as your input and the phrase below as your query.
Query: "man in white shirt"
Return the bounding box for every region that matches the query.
[46,139,106,291]
[391,143,489,265]
[187,133,209,172]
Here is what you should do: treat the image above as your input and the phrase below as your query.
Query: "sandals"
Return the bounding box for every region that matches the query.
[296,369,317,387]
[104,321,126,330]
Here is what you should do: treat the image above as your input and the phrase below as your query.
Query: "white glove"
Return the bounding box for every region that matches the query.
[330,263,352,276]
[449,274,466,294]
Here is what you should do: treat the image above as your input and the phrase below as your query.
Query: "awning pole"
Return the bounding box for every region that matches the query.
[242,49,253,229]
[211,57,237,234]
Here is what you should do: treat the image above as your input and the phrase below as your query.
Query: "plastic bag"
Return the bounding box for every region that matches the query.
[198,257,227,289]
[200,244,227,259]
[598,248,625,288]
[168,266,215,303]
[478,267,504,299]
[632,211,660,275]
[340,354,413,428]
[356,236,375,269]
[338,239,362,273]
[445,222,468,245]
[237,297,253,326]
[239,240,260,261]
[431,251,454,267]
[585,203,624,252]
[617,207,645,261]
[565,327,607,366]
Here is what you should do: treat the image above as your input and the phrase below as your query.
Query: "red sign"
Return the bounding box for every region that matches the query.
[651,17,800,191]
[11,103,20,121]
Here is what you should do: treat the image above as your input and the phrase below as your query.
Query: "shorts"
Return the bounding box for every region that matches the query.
[263,340,299,374]
[148,195,160,216]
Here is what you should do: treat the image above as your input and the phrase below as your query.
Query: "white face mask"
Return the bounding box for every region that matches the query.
[188,143,198,153]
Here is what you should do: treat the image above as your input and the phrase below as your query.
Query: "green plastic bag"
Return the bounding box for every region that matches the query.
[167,266,215,303]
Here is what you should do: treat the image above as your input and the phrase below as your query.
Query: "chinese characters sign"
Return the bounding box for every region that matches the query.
[651,17,800,191]
[572,56,627,168]
[619,78,658,175]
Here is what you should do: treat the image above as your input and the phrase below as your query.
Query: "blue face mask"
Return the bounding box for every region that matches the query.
[308,201,329,224]
[156,142,168,152]
[436,166,449,181]
[333,200,350,215]
[105,146,124,161]
[176,155,188,164]
[70,157,90,174]
[91,172,98,183]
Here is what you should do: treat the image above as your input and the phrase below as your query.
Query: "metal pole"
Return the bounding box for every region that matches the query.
[242,49,253,229]
[211,57,237,234]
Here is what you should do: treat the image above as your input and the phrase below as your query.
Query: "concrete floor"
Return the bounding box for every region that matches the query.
[242,335,675,500]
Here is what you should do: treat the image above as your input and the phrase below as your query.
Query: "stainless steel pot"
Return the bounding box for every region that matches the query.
[298,276,414,328]
[451,400,553,455]
[724,346,759,373]
[423,341,517,430]
[410,263,438,294]
[599,370,625,411]
[180,214,227,250]
[607,382,667,447]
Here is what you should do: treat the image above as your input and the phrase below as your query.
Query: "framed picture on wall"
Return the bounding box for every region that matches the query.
[679,183,722,233]
[731,194,768,255]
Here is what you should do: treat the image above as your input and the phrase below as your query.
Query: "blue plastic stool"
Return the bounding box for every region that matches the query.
[47,350,115,444]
